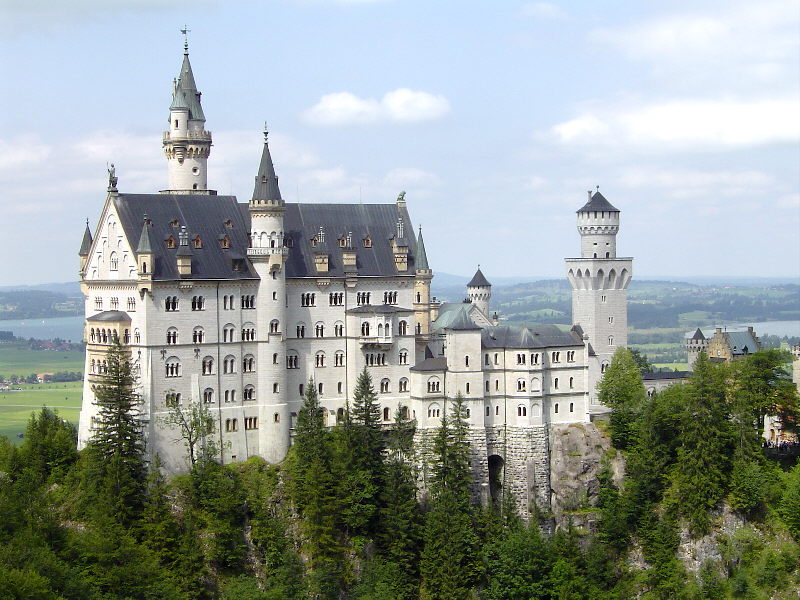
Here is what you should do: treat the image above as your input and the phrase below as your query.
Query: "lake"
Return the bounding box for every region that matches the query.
[0,316,85,343]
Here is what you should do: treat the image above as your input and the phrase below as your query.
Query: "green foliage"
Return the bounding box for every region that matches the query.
[160,398,218,466]
[779,462,800,540]
[17,407,78,484]
[483,524,552,599]
[598,347,648,449]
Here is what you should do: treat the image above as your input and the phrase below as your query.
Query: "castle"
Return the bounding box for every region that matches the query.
[77,45,632,516]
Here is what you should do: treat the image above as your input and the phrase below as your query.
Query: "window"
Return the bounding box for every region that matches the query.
[427,404,441,418]
[608,316,614,324]
[356,292,371,306]
[485,381,489,392]
[551,351,560,363]
[315,323,324,338]
[427,377,440,393]
[554,403,559,414]
[485,406,490,416]
[554,377,559,390]
[166,236,176,249]
[398,349,408,365]
[494,353,499,365]
[531,377,540,391]
[165,296,179,311]
[517,379,526,392]
[127,297,136,311]
[334,322,344,337]
[241,295,255,309]
[465,355,470,367]
[273,353,279,364]
[225,418,238,432]
[110,297,119,310]
[315,352,325,368]
[110,252,118,271]
[224,389,237,403]
[484,354,490,366]
[518,405,527,417]
[383,407,391,421]
[495,379,500,391]
[566,351,575,362]
[244,385,255,401]
[203,388,214,403]
[398,320,407,335]
[466,382,470,394]
[191,296,205,311]
[380,378,390,393]
[166,328,178,345]
[287,353,299,369]
[165,392,181,407]
[601,361,609,374]
[241,326,256,341]
[329,292,344,306]
[193,235,202,249]
[363,236,372,248]
[296,323,306,338]
[245,416,258,430]
[270,320,279,334]
[242,355,255,372]
[134,329,141,343]
[495,406,500,416]
[601,295,607,303]
[334,351,345,367]
[123,329,130,344]
[223,355,236,374]
[318,382,324,395]
[95,297,103,311]
[300,293,315,307]
[532,353,540,364]
[569,377,574,389]
[399,378,408,392]
[570,402,574,413]
[516,353,526,365]
[193,327,204,344]
[165,358,181,377]
[608,336,615,346]
[361,322,370,336]
[220,235,230,249]
[383,291,398,304]
[223,325,235,342]
[202,357,214,375]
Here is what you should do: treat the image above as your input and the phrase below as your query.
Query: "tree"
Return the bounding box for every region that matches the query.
[86,336,146,524]
[160,396,217,467]
[597,347,647,449]
[18,406,78,484]
[629,348,654,374]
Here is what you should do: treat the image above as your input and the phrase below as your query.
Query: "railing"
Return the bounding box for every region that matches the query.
[162,130,212,141]
[247,247,288,257]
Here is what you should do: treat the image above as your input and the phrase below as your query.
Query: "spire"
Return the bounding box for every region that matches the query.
[576,188,619,213]
[79,220,93,256]
[170,45,205,121]
[416,226,430,271]
[251,127,283,204]
[136,216,157,254]
[467,267,491,288]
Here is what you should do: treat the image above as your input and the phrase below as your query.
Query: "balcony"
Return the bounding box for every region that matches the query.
[247,247,288,257]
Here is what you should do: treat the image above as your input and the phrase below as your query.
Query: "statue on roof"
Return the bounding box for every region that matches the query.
[107,162,118,191]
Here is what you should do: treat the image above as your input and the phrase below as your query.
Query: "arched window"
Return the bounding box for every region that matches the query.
[318,382,324,395]
[465,355,469,367]
[398,349,408,365]
[134,329,141,343]
[315,322,325,338]
[399,378,408,392]
[165,392,181,407]
[286,352,299,369]
[244,385,255,401]
[380,378,390,393]
[334,351,345,367]
[398,320,407,335]
[531,377,540,391]
[223,355,236,374]
[334,321,344,337]
[608,335,615,347]
[273,353,279,364]
[242,355,255,372]
[203,388,214,403]
[569,402,574,413]
[554,377,559,390]
[378,323,384,337]
[273,383,279,393]
[296,322,306,338]
[466,382,470,394]
[223,325,235,342]
[241,324,256,341]
[554,403,559,414]
[569,377,574,389]
[426,377,440,393]
[517,405,527,417]
[400,406,410,420]
[361,321,370,336]
[270,319,279,334]
[110,252,118,271]
[485,405,490,416]
[315,352,326,368]
[427,403,441,418]
[202,356,214,375]
[166,327,178,345]
[193,327,204,344]
[517,378,526,392]
[485,380,489,392]
[165,357,181,377]
[383,407,391,421]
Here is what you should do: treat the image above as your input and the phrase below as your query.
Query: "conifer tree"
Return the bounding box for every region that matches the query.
[87,335,146,524]
[597,347,647,449]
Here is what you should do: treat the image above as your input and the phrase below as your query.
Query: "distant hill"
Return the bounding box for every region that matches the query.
[0,282,81,295]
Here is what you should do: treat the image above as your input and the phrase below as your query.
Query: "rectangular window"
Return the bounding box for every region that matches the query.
[94,297,102,311]
[245,416,258,430]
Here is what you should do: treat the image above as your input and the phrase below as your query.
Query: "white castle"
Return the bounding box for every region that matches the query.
[77,45,633,515]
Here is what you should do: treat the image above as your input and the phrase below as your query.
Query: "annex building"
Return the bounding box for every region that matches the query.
[77,45,633,515]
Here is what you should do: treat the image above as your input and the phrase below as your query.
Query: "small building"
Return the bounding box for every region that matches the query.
[686,326,761,370]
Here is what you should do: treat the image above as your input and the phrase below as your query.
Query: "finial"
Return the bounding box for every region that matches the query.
[85,218,89,227]
[596,185,600,192]
[263,121,269,141]
[180,26,191,53]
[587,190,592,199]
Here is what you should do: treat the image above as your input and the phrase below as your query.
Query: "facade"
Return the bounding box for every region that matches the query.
[685,326,761,370]
[78,47,632,516]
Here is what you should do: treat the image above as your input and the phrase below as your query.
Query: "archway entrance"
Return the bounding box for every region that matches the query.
[488,454,504,505]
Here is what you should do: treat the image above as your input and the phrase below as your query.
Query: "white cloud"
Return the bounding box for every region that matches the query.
[303,89,450,126]
[383,167,440,188]
[520,2,565,19]
[0,135,52,170]
[616,166,774,199]
[547,98,800,150]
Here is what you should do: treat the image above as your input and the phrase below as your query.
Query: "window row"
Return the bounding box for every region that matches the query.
[89,327,133,345]
[94,297,137,311]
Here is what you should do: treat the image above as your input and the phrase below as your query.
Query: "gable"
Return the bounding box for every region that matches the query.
[83,198,137,281]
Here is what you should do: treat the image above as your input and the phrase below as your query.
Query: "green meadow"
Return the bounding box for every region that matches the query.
[0,345,84,378]
[0,381,83,442]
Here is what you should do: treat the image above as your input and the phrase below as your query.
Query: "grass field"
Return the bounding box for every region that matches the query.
[0,345,84,378]
[0,381,83,443]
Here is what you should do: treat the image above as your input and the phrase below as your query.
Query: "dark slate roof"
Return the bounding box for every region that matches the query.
[136,220,158,253]
[410,357,448,372]
[87,310,132,322]
[446,310,482,331]
[643,371,690,380]
[346,304,414,315]
[114,194,258,280]
[251,136,283,202]
[171,51,205,121]
[467,268,491,287]
[282,202,420,278]
[690,327,706,340]
[725,331,760,355]
[416,227,430,271]
[79,222,93,256]
[576,190,619,213]
[481,324,584,349]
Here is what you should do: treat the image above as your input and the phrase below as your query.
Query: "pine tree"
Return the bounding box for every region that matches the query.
[87,336,146,524]
[597,347,647,450]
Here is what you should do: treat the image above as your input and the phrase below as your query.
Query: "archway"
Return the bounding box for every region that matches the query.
[488,454,505,505]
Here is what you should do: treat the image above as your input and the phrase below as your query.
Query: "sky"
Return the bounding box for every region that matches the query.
[0,0,798,286]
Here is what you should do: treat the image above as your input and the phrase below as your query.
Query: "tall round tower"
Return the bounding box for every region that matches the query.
[566,189,633,396]
[467,267,491,317]
[247,128,290,463]
[162,41,213,194]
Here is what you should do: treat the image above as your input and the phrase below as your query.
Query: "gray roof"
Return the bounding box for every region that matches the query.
[467,268,491,288]
[416,227,430,271]
[446,309,482,331]
[690,327,705,340]
[725,331,760,355]
[79,222,93,256]
[432,303,480,331]
[410,357,448,372]
[252,136,283,203]
[283,202,421,278]
[346,304,414,315]
[136,219,157,254]
[576,190,619,213]
[87,310,132,322]
[170,51,205,121]
[643,371,690,380]
[481,324,584,349]
[114,194,258,280]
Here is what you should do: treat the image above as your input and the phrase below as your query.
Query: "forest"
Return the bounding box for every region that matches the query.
[1,341,799,599]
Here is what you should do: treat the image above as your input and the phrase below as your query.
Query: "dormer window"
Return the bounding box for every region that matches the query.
[220,235,230,249]
[170,219,180,228]
[339,237,347,247]
[310,237,318,248]
[363,236,372,248]
[193,236,202,249]
[224,219,233,229]
[165,236,176,249]
[285,237,293,248]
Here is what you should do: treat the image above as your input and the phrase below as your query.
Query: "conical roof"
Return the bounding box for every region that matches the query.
[576,190,619,213]
[691,327,706,340]
[252,134,283,203]
[136,219,157,254]
[170,48,205,121]
[416,227,430,271]
[447,308,482,331]
[79,221,93,256]
[467,268,491,288]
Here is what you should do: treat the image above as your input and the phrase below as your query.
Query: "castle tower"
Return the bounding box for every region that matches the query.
[162,41,213,194]
[414,227,433,336]
[686,327,708,370]
[467,268,491,317]
[566,189,633,384]
[79,220,92,276]
[247,128,290,462]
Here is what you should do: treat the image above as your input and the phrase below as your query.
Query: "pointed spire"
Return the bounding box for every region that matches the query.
[251,126,283,204]
[467,267,491,288]
[416,226,430,271]
[79,219,93,256]
[136,215,157,254]
[170,44,205,121]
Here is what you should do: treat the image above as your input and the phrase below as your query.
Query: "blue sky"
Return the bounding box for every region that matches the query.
[0,0,798,285]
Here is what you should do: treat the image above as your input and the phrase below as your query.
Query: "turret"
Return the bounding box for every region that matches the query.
[162,41,213,194]
[136,215,157,294]
[576,189,620,258]
[414,226,433,335]
[247,127,290,463]
[467,267,491,317]
[79,220,93,275]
